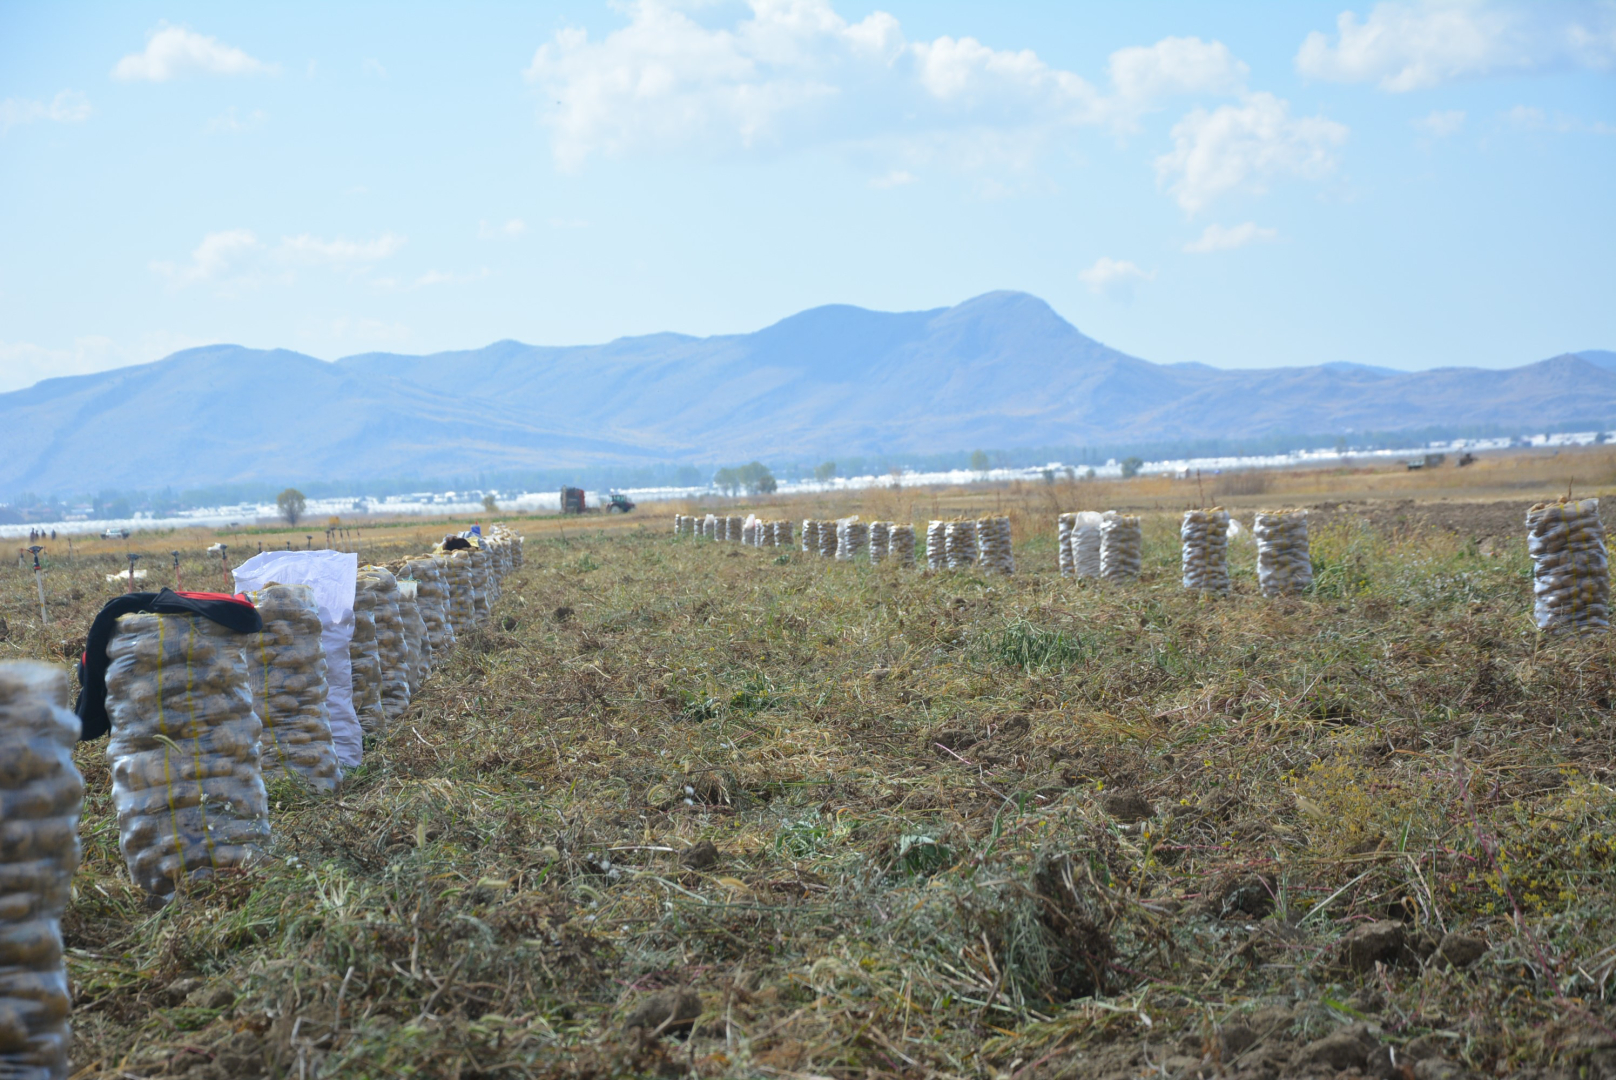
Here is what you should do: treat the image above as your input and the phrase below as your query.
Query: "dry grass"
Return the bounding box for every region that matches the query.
[0,451,1613,1078]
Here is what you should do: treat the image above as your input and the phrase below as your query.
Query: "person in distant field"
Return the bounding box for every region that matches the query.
[51,530,57,540]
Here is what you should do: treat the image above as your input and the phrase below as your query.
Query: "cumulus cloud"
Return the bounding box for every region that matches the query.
[1296,0,1616,91]
[1183,221,1280,253]
[1501,104,1616,134]
[1412,108,1466,136]
[113,26,277,82]
[869,169,915,188]
[1079,256,1154,299]
[1,91,91,133]
[277,232,407,264]
[150,229,262,284]
[1156,92,1348,214]
[151,229,405,287]
[522,1,1250,170]
[1107,36,1248,103]
[478,218,528,239]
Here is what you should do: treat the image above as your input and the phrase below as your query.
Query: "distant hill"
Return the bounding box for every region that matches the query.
[1,291,1612,495]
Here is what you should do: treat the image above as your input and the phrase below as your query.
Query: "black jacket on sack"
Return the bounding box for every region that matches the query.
[74,589,263,741]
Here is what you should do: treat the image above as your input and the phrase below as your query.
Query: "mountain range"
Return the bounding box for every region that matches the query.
[2,290,1613,496]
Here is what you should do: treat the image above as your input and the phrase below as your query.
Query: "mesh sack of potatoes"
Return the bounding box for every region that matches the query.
[1254,509,1313,597]
[104,613,270,898]
[0,662,83,1079]
[945,520,978,569]
[1057,513,1076,577]
[361,567,411,721]
[888,524,917,568]
[1181,508,1232,593]
[775,520,792,549]
[761,520,777,547]
[725,515,742,543]
[869,521,890,563]
[1100,513,1142,582]
[1526,498,1610,633]
[404,557,453,658]
[819,520,838,558]
[835,519,868,561]
[673,515,686,536]
[397,580,429,695]
[981,516,1014,574]
[349,575,387,736]
[926,521,947,570]
[468,545,494,624]
[1074,511,1104,578]
[801,519,819,554]
[438,550,476,639]
[245,584,339,794]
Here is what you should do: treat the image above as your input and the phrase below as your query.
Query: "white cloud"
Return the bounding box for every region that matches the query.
[113,26,277,82]
[1296,1,1616,92]
[151,229,405,288]
[869,168,915,188]
[205,107,267,134]
[151,229,262,284]
[1,91,91,133]
[1156,92,1348,214]
[1108,36,1248,102]
[1183,221,1280,253]
[478,218,527,239]
[1079,256,1154,299]
[277,232,406,264]
[1501,104,1616,134]
[1412,108,1466,136]
[522,2,1250,171]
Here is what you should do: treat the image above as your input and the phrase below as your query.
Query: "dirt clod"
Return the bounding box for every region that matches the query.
[623,988,702,1036]
[1339,920,1407,972]
[1100,789,1153,823]
[682,839,719,870]
[1436,932,1488,968]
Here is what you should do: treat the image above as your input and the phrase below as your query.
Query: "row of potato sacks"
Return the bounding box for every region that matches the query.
[97,526,524,906]
[803,517,918,568]
[923,518,1015,574]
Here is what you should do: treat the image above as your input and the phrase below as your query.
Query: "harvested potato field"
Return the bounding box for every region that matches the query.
[1,487,1614,1080]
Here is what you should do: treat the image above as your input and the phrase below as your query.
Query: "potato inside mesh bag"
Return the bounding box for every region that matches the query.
[361,568,411,721]
[349,578,386,735]
[246,583,338,794]
[104,614,269,898]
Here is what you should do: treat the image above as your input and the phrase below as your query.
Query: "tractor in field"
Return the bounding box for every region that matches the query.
[560,488,636,514]
[606,492,636,513]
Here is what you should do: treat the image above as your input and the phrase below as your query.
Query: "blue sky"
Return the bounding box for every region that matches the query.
[2,1,1613,393]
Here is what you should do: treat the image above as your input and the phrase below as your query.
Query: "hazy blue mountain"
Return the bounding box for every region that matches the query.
[1577,350,1616,371]
[2,291,1612,495]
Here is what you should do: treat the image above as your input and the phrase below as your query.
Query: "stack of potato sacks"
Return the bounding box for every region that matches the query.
[104,612,271,899]
[818,521,838,558]
[835,519,869,561]
[801,519,820,555]
[888,524,917,568]
[977,517,1014,574]
[0,662,83,1079]
[1254,510,1313,597]
[726,516,744,543]
[869,522,890,564]
[1181,508,1232,593]
[246,584,340,794]
[926,521,947,570]
[945,521,978,569]
[1099,512,1142,582]
[1525,498,1609,633]
[1058,513,1076,576]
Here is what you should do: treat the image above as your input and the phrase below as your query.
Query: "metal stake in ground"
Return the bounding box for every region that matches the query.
[171,550,182,591]
[126,552,141,595]
[28,545,48,624]
[218,544,230,588]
